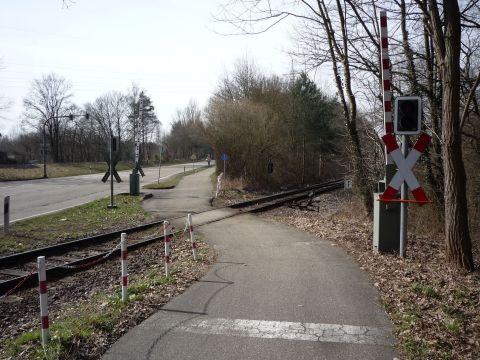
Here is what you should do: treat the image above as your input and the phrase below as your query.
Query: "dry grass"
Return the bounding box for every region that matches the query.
[0,163,133,181]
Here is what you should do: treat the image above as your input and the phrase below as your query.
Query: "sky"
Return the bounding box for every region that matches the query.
[0,0,317,136]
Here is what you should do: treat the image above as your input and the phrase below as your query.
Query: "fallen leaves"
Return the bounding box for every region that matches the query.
[263,191,480,360]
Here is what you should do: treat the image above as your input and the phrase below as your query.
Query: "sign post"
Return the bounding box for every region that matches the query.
[191,154,197,172]
[400,136,408,257]
[221,153,228,179]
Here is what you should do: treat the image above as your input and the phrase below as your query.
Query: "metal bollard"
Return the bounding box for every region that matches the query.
[4,196,9,234]
[120,233,128,302]
[164,221,171,277]
[37,256,49,346]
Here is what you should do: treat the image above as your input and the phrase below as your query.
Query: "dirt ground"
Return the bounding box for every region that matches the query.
[0,234,215,359]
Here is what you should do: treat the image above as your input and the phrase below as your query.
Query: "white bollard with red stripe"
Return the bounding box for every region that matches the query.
[37,256,49,346]
[120,233,128,302]
[380,11,394,165]
[187,213,197,260]
[164,221,171,277]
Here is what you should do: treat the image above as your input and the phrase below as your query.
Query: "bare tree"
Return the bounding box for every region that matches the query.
[22,73,73,162]
[167,100,208,159]
[85,91,130,161]
[0,59,13,120]
[216,1,377,212]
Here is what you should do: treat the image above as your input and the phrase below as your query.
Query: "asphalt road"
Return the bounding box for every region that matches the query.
[0,161,209,222]
[103,171,398,360]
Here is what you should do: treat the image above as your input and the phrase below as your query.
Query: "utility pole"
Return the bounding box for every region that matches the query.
[43,122,47,178]
[157,146,162,184]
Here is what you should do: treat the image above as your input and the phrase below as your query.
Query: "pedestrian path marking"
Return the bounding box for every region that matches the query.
[175,317,393,346]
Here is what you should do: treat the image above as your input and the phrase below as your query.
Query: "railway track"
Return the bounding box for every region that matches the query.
[0,179,344,296]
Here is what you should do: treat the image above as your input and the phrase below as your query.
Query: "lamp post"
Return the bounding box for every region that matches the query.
[42,113,89,178]
[43,121,47,178]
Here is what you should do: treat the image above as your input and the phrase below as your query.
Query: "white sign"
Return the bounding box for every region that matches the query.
[344,179,352,190]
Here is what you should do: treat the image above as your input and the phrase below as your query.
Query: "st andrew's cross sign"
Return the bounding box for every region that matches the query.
[379,132,431,205]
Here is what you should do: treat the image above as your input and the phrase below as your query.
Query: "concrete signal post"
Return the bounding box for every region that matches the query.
[129,93,149,195]
[130,142,141,196]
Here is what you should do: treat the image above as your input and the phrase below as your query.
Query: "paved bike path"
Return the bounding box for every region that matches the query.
[103,205,398,359]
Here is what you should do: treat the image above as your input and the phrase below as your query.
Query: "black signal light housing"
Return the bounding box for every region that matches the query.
[394,96,422,135]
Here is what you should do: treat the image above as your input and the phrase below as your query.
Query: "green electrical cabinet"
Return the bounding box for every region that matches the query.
[373,180,400,253]
[130,173,140,196]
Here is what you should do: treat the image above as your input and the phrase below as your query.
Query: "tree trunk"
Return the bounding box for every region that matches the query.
[442,0,474,270]
[423,20,445,208]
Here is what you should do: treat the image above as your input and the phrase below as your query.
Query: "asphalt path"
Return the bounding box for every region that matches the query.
[0,161,209,222]
[141,164,216,222]
[103,170,398,360]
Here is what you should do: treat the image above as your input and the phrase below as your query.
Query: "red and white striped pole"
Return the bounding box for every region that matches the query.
[164,221,171,277]
[37,256,49,346]
[380,11,394,168]
[120,233,128,302]
[188,213,197,260]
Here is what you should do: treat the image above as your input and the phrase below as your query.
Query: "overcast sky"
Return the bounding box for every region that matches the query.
[0,0,317,136]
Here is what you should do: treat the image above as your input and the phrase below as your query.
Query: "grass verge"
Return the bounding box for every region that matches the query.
[143,166,209,190]
[0,194,151,255]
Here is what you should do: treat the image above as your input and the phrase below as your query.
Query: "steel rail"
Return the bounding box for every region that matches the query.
[0,179,344,295]
[0,179,342,268]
